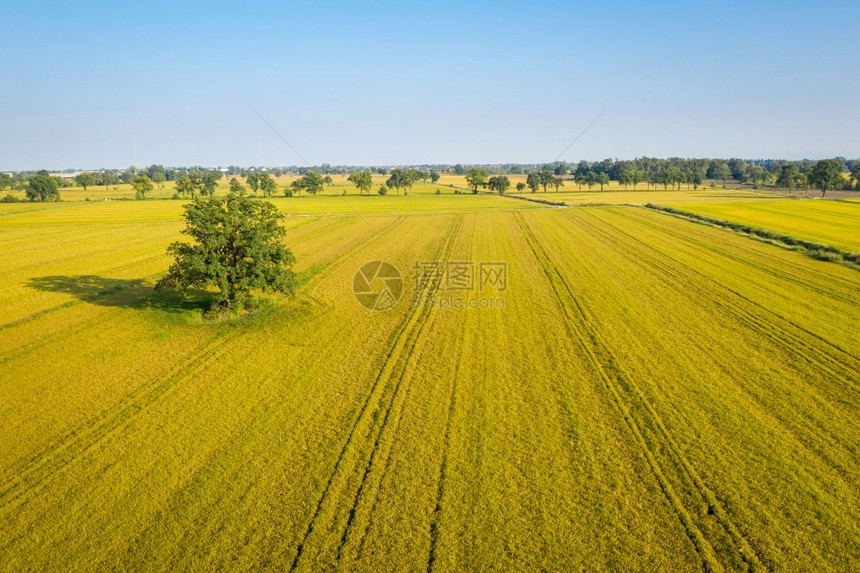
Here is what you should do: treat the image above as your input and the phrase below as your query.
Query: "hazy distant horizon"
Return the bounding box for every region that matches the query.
[8,153,860,175]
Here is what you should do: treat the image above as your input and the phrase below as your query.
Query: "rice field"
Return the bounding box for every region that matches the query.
[0,193,857,571]
[668,199,860,252]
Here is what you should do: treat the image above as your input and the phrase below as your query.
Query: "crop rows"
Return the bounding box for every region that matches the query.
[0,201,857,570]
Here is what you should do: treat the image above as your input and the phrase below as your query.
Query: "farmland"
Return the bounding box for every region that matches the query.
[667,199,860,252]
[0,192,858,571]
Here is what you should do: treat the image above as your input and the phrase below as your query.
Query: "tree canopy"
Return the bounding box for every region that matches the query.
[25,171,60,202]
[386,169,417,194]
[175,172,203,198]
[291,172,325,195]
[131,175,154,199]
[75,173,95,190]
[487,175,511,195]
[347,170,373,194]
[465,167,488,193]
[156,193,296,310]
[808,159,843,197]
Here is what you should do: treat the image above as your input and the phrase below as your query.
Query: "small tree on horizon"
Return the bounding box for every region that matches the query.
[808,159,844,198]
[487,175,511,195]
[75,172,95,191]
[347,170,373,194]
[131,175,154,199]
[26,171,60,202]
[465,167,488,193]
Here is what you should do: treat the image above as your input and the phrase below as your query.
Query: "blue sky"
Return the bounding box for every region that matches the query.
[2,0,857,170]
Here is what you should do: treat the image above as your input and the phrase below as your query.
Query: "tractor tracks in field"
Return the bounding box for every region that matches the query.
[570,208,860,481]
[516,212,763,573]
[0,216,409,499]
[625,207,857,304]
[0,328,249,534]
[288,214,464,572]
[577,209,859,392]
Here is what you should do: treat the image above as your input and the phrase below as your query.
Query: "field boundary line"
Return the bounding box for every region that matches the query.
[644,204,860,269]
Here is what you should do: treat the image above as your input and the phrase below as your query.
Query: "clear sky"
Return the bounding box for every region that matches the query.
[2,0,857,170]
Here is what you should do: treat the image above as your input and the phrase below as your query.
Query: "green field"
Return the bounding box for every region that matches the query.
[1,193,858,570]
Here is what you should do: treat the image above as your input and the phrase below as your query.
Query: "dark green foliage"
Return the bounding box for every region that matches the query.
[229,177,246,196]
[175,172,203,198]
[25,172,60,202]
[386,169,417,194]
[200,170,222,197]
[256,172,276,197]
[75,172,95,190]
[291,172,325,195]
[808,159,844,197]
[487,175,511,195]
[156,193,296,309]
[465,167,488,193]
[526,172,540,193]
[347,170,373,194]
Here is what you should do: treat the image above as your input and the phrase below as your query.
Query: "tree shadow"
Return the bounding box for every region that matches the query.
[26,275,213,313]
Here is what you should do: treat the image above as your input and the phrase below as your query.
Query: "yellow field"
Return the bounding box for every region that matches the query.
[0,195,858,570]
[667,199,860,252]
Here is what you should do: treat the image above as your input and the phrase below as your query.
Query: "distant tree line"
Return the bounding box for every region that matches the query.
[3,157,858,203]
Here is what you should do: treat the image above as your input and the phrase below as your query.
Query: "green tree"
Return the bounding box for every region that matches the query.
[347,170,373,194]
[465,167,488,193]
[808,159,843,197]
[597,172,610,191]
[713,161,732,188]
[776,164,799,193]
[246,173,260,196]
[291,172,325,195]
[175,172,202,198]
[200,171,221,197]
[121,166,138,184]
[618,170,631,190]
[152,172,166,188]
[25,171,60,202]
[75,173,95,191]
[0,173,12,191]
[430,170,441,183]
[257,173,276,197]
[487,175,511,195]
[537,165,554,192]
[131,175,154,199]
[629,169,644,190]
[229,177,246,196]
[526,172,540,193]
[156,194,296,310]
[850,163,860,190]
[516,182,526,192]
[387,169,416,195]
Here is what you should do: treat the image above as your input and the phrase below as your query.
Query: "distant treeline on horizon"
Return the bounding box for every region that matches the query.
[2,156,859,193]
